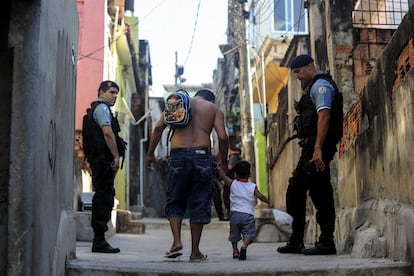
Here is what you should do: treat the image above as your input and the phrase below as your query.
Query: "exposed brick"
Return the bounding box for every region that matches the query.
[340,97,362,156]
[363,60,375,75]
[359,29,369,43]
[376,30,393,43]
[367,29,377,42]
[393,38,414,91]
[353,43,369,59]
[336,45,353,54]
[354,75,370,94]
[353,59,363,76]
[369,44,387,58]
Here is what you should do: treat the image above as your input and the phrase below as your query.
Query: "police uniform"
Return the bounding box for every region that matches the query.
[84,80,125,253]
[278,55,342,255]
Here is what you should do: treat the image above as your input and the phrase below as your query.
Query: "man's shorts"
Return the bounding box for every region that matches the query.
[228,211,256,242]
[165,147,213,223]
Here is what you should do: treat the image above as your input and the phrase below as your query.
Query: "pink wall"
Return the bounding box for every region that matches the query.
[75,0,106,131]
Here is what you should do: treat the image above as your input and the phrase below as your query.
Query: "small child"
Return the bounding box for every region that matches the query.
[217,160,273,260]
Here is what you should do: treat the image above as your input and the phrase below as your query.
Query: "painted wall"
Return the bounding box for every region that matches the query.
[75,0,106,131]
[5,0,79,275]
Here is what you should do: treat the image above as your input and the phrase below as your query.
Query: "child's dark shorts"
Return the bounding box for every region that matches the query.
[228,211,256,242]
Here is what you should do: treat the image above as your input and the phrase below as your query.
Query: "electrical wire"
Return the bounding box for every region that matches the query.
[139,0,168,21]
[78,21,139,61]
[183,0,202,66]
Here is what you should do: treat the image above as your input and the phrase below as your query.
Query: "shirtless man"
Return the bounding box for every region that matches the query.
[146,89,229,261]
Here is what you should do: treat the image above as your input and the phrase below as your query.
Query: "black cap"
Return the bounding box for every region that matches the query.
[289,54,314,69]
[98,80,119,92]
[195,89,215,103]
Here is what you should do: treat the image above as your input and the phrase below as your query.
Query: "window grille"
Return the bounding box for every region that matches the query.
[353,0,409,28]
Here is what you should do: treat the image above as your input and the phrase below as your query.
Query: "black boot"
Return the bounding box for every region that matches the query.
[92,236,120,253]
[277,241,304,254]
[302,239,336,255]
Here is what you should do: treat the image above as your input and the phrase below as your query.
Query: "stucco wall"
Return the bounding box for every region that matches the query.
[304,2,414,266]
[0,2,12,275]
[6,0,79,275]
[268,2,414,269]
[336,5,414,266]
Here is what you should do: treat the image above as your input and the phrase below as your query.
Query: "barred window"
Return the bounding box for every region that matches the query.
[353,0,410,28]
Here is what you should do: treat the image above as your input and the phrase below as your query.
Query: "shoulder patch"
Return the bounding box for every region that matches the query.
[102,105,109,112]
[318,86,327,95]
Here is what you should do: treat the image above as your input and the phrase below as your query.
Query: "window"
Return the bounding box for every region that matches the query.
[273,0,308,34]
[353,0,410,28]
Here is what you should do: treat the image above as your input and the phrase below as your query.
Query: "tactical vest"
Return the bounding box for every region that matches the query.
[83,101,126,161]
[293,74,343,146]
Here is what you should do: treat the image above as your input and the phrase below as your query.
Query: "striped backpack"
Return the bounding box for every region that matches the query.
[164,89,192,127]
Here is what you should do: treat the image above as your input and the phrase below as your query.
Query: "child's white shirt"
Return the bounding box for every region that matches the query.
[230,179,257,215]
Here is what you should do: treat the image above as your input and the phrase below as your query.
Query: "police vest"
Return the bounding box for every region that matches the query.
[293,74,343,146]
[82,101,126,161]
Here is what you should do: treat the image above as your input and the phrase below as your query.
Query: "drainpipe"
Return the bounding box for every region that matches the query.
[139,90,148,208]
[121,97,151,209]
[139,49,150,208]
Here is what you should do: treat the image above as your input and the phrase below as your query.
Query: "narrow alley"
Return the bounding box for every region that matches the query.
[66,219,410,276]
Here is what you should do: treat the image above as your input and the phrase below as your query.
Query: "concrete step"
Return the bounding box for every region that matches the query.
[66,222,411,276]
[75,211,116,242]
[116,210,145,234]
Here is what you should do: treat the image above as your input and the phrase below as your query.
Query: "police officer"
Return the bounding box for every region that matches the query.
[84,80,126,253]
[277,54,342,255]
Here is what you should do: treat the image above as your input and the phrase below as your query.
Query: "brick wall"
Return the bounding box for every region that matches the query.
[339,97,362,156]
[353,29,394,93]
[393,38,414,91]
[339,28,394,156]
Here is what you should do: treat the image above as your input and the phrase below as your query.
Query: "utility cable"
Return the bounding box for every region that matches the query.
[78,20,139,61]
[139,0,168,21]
[183,0,202,66]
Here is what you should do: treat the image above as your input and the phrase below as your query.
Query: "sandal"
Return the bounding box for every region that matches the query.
[165,249,183,258]
[189,253,208,262]
[164,244,183,258]
[233,252,239,259]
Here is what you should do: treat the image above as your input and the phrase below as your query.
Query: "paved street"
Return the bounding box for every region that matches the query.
[66,218,410,275]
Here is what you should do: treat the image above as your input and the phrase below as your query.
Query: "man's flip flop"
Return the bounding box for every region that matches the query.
[189,254,208,262]
[165,250,183,258]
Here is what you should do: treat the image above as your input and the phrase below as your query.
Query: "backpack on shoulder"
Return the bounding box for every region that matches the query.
[164,89,192,127]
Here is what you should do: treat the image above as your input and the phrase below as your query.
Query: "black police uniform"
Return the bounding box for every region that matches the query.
[84,101,126,253]
[278,73,342,255]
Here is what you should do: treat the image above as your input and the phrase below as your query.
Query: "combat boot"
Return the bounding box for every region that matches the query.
[277,242,304,254]
[302,240,336,255]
